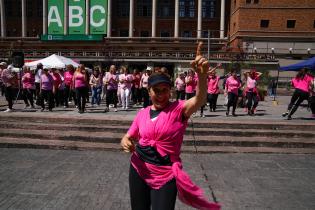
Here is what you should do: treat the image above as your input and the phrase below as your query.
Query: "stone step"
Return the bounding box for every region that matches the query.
[1,137,315,154]
[1,121,314,138]
[1,114,315,131]
[0,128,314,148]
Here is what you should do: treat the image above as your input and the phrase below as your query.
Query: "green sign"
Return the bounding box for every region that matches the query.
[41,34,103,41]
[48,0,65,34]
[90,0,107,34]
[68,0,86,34]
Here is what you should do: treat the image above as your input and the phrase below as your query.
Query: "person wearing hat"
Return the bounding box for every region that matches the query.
[121,47,221,210]
[140,67,152,108]
[1,64,18,112]
[243,68,262,115]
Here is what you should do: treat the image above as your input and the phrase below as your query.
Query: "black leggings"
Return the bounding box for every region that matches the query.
[287,89,309,116]
[129,164,177,210]
[227,92,238,113]
[207,93,219,111]
[246,92,259,111]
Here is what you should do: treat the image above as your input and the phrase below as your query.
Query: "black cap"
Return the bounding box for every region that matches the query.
[148,73,171,87]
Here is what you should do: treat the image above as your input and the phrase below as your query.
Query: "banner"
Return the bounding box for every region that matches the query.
[48,0,65,34]
[90,0,107,34]
[68,0,86,34]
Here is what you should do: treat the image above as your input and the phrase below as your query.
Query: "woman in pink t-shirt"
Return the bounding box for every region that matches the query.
[104,65,119,112]
[243,69,262,115]
[21,66,35,109]
[73,64,88,114]
[175,73,186,100]
[185,69,197,100]
[121,46,221,210]
[282,68,313,120]
[119,66,133,110]
[63,64,76,108]
[224,70,241,116]
[206,64,223,113]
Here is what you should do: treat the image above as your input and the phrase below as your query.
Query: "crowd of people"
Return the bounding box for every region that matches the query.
[0,61,314,119]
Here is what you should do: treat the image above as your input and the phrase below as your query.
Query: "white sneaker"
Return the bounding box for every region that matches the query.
[114,108,118,112]
[3,108,12,112]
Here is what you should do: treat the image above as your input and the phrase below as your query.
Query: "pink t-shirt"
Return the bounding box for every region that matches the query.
[207,75,220,94]
[40,73,53,90]
[246,76,257,89]
[119,74,133,89]
[22,72,35,89]
[74,72,86,88]
[175,77,185,91]
[64,71,74,86]
[104,72,118,90]
[127,101,220,210]
[185,75,196,93]
[292,74,313,93]
[225,76,241,95]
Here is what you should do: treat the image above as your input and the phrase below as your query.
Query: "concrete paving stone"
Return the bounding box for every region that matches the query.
[0,148,315,209]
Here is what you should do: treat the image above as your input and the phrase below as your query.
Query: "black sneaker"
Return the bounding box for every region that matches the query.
[226,111,229,116]
[287,115,292,120]
[282,112,289,117]
[232,112,237,117]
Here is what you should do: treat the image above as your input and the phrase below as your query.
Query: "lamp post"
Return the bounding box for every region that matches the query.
[207,29,210,60]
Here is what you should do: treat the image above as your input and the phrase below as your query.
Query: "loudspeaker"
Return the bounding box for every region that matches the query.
[11,52,24,68]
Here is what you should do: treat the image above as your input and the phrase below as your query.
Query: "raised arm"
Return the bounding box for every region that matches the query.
[183,42,208,118]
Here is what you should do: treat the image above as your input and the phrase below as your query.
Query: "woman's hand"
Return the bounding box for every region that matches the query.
[121,134,135,153]
[190,42,209,74]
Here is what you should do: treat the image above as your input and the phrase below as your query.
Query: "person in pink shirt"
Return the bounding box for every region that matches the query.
[131,69,142,105]
[310,77,315,118]
[243,69,262,115]
[21,66,35,109]
[104,65,119,112]
[51,68,62,107]
[224,69,241,116]
[282,68,313,120]
[121,47,221,210]
[185,69,197,100]
[207,64,223,112]
[140,67,152,108]
[119,66,133,110]
[174,73,186,100]
[63,64,76,108]
[73,64,88,114]
[39,68,54,112]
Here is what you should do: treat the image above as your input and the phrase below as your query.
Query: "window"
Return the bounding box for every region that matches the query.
[260,20,269,28]
[253,0,259,3]
[313,20,315,28]
[37,0,43,17]
[202,30,209,38]
[157,1,174,18]
[161,31,170,37]
[202,0,216,18]
[116,0,129,17]
[287,20,296,28]
[26,0,33,17]
[137,0,152,17]
[120,30,128,37]
[182,31,192,37]
[179,0,194,18]
[5,0,13,16]
[246,0,251,4]
[140,31,149,37]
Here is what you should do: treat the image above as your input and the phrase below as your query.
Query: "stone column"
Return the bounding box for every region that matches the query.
[22,0,26,37]
[107,0,111,37]
[197,0,202,38]
[43,0,47,34]
[129,0,134,37]
[151,0,156,37]
[0,0,6,37]
[86,0,89,35]
[220,0,225,38]
[64,0,68,35]
[174,0,179,38]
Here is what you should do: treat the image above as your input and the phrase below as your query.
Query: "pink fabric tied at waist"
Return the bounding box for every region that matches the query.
[172,162,221,210]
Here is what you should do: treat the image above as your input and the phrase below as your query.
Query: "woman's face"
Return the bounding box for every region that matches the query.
[149,83,171,110]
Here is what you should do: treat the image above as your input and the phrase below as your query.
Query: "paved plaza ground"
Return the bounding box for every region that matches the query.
[0,148,314,210]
